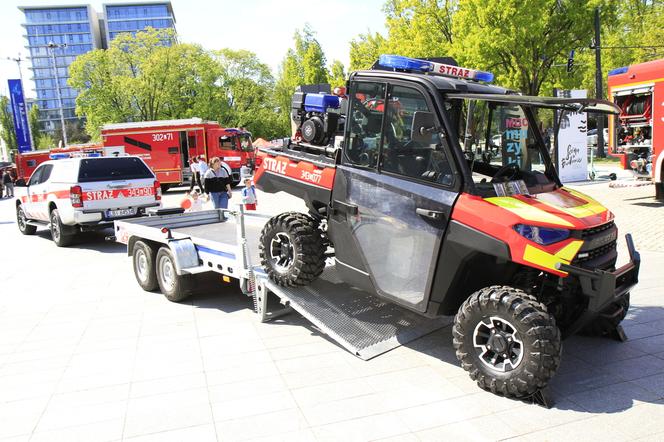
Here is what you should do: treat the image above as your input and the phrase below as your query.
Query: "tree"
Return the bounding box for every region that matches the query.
[69,27,220,139]
[213,49,283,139]
[28,103,41,147]
[0,96,17,153]
[349,31,387,70]
[274,25,330,134]
[328,60,347,88]
[382,0,456,56]
[451,0,609,96]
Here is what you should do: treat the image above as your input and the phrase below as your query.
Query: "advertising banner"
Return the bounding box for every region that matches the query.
[8,79,32,153]
[555,89,587,183]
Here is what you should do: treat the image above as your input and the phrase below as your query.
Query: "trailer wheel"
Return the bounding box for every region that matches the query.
[16,204,37,235]
[133,240,158,292]
[50,209,75,247]
[259,212,325,287]
[155,246,192,302]
[581,293,630,337]
[453,285,561,399]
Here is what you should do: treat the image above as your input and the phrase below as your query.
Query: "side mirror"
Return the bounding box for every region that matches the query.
[411,111,436,144]
[15,179,26,187]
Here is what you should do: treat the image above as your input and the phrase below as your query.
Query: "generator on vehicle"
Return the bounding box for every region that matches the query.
[253,54,640,401]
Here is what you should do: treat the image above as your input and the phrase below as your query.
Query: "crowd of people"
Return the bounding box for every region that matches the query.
[0,169,17,199]
[181,155,257,214]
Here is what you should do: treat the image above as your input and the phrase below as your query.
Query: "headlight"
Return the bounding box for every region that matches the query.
[514,224,570,245]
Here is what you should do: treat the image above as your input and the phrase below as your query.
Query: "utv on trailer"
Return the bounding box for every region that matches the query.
[254,55,640,400]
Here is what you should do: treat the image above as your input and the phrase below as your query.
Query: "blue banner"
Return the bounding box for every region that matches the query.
[8,79,32,153]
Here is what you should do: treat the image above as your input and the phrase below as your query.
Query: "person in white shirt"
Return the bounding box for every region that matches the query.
[189,157,201,192]
[198,156,209,192]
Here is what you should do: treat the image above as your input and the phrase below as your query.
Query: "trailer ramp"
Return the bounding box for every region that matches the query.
[255,266,452,360]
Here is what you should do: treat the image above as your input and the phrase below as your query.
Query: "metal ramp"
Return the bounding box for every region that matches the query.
[254,266,452,360]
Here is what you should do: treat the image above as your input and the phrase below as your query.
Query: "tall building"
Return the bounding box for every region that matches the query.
[19,5,102,134]
[104,2,176,43]
[19,2,176,137]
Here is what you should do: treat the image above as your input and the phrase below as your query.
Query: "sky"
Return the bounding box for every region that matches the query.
[0,0,388,98]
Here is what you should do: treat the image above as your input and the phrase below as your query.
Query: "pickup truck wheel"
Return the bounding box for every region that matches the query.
[453,285,561,399]
[259,212,325,286]
[50,209,75,247]
[133,240,158,292]
[581,293,630,337]
[16,205,37,235]
[155,246,192,302]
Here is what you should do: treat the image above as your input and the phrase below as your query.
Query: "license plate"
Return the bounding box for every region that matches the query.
[105,208,136,219]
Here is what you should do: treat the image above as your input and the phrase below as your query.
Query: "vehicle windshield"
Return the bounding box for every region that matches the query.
[445,98,557,196]
[239,133,253,152]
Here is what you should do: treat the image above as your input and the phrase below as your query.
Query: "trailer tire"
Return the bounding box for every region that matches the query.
[155,246,192,302]
[581,293,630,337]
[50,209,75,247]
[133,240,159,292]
[453,285,561,399]
[259,212,325,287]
[16,204,37,235]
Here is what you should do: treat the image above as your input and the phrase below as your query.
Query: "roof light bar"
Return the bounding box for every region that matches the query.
[378,54,494,83]
[608,66,629,76]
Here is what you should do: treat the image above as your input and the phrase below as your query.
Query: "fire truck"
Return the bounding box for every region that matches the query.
[14,144,103,184]
[14,118,255,191]
[100,118,255,191]
[607,58,664,199]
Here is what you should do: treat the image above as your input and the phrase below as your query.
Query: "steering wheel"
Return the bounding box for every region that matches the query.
[491,163,521,183]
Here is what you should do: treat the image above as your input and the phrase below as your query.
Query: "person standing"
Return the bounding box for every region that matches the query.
[197,155,209,192]
[188,157,200,192]
[241,177,257,211]
[203,157,232,213]
[2,169,12,198]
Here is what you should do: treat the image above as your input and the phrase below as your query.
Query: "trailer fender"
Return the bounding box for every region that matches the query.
[167,238,200,275]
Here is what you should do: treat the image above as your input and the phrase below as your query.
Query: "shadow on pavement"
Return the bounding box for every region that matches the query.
[33,227,126,254]
[632,201,664,208]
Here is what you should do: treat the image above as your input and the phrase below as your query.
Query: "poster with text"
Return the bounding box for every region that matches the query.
[555,89,588,183]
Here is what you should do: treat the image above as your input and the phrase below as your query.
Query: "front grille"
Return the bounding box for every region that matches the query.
[580,221,615,238]
[573,221,618,270]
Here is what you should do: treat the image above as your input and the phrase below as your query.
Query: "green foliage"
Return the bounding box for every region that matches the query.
[36,133,55,150]
[383,0,456,56]
[350,32,387,70]
[214,49,283,139]
[275,25,331,135]
[329,60,347,88]
[0,96,17,153]
[69,27,219,139]
[28,103,41,146]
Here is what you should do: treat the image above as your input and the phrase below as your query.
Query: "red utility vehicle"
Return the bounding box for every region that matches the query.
[101,118,255,190]
[607,58,664,199]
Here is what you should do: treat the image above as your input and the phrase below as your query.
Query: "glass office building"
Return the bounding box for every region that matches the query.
[19,5,102,134]
[104,2,176,43]
[19,2,176,136]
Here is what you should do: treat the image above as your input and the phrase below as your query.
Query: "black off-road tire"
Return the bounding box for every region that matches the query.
[581,293,630,337]
[453,285,562,399]
[133,240,159,292]
[50,209,75,247]
[16,204,37,235]
[155,246,193,302]
[259,212,325,287]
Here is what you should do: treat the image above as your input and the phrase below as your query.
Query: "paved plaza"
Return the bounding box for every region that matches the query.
[0,179,663,441]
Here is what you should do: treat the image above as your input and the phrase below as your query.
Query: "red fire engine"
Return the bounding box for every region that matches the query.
[607,58,664,199]
[15,144,103,184]
[14,118,255,191]
[100,118,255,190]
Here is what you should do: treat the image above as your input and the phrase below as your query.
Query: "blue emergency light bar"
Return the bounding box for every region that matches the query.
[378,54,494,83]
[49,153,70,160]
[608,66,629,76]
